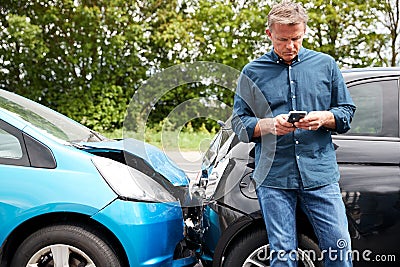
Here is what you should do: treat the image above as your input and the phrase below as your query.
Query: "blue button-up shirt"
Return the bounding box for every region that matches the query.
[232,47,356,189]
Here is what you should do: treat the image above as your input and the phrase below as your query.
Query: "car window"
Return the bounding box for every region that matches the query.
[0,89,106,143]
[0,120,30,166]
[203,120,233,168]
[0,128,22,159]
[345,79,399,137]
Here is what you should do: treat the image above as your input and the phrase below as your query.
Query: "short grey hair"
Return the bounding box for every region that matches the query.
[267,0,308,30]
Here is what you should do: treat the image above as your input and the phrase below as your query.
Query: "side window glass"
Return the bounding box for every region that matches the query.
[345,79,399,137]
[0,128,23,159]
[0,120,29,166]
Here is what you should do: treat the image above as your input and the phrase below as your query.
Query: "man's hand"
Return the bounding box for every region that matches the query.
[252,111,336,138]
[294,111,335,131]
[253,114,296,137]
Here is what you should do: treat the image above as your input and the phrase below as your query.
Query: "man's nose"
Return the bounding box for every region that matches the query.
[286,40,294,49]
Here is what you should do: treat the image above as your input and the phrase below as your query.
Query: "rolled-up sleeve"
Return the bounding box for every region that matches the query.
[329,106,355,133]
[329,63,356,134]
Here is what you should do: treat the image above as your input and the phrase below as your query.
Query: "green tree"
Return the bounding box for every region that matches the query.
[140,0,272,130]
[376,0,399,66]
[299,0,386,67]
[1,0,398,135]
[0,0,148,131]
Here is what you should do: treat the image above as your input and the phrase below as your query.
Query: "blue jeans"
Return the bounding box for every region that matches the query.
[256,182,352,267]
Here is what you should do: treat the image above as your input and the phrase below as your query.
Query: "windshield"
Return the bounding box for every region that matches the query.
[203,117,233,168]
[0,89,105,143]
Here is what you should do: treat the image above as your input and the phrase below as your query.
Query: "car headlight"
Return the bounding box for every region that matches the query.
[92,156,177,203]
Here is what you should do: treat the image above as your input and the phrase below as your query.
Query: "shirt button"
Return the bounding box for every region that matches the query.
[292,95,296,99]
[295,140,299,144]
[296,155,300,160]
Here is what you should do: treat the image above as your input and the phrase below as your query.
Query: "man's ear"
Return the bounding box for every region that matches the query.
[266,28,272,39]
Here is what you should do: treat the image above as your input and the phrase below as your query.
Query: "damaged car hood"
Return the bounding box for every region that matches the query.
[80,138,190,187]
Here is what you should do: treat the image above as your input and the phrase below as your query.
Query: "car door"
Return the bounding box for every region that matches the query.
[334,76,400,264]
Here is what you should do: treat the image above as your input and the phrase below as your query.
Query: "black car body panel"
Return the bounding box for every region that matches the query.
[198,67,400,266]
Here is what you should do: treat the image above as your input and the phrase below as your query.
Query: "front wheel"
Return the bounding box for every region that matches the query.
[11,224,123,267]
[222,228,322,267]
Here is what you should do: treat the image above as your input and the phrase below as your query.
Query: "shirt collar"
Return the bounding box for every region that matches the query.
[270,47,305,65]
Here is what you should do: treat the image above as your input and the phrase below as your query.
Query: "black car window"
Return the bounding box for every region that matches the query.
[345,79,399,137]
[0,120,30,166]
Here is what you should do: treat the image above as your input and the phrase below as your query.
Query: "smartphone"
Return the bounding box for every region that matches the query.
[287,111,307,123]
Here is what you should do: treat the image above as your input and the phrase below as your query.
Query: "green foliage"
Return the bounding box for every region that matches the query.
[0,0,398,135]
[0,0,146,131]
[103,123,215,151]
[377,0,400,66]
[141,0,269,130]
[299,0,387,67]
[194,0,270,67]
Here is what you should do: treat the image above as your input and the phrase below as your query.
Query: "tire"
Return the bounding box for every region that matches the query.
[222,228,323,267]
[10,224,122,267]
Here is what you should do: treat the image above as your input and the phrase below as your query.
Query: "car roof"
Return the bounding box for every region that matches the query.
[342,67,400,83]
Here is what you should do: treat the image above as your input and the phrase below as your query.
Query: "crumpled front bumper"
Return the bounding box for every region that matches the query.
[92,198,200,267]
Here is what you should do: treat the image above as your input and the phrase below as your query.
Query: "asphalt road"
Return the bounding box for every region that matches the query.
[165,150,203,180]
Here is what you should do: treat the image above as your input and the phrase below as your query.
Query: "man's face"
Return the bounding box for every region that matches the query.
[266,23,306,64]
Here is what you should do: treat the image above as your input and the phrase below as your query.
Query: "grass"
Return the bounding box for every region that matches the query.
[102,128,215,152]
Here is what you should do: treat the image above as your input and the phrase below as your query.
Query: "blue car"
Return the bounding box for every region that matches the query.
[0,89,201,267]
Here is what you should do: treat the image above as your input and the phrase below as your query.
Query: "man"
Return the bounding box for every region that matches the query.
[231,1,356,266]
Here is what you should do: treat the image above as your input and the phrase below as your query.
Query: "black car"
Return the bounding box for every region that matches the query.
[195,67,400,267]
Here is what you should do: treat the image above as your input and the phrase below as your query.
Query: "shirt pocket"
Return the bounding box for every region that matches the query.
[303,81,332,110]
[263,86,288,112]
[267,95,288,111]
